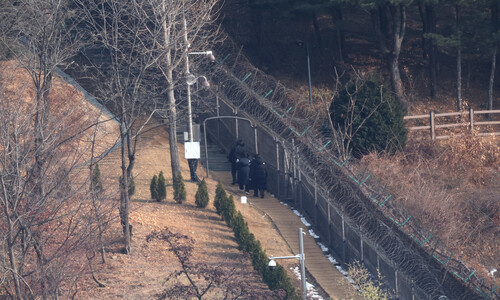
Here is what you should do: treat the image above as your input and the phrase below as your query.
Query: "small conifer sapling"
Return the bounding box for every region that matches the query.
[157,171,167,202]
[195,179,209,208]
[173,173,186,203]
[150,174,158,201]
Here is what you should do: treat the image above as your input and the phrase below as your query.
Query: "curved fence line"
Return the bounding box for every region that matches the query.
[205,33,498,299]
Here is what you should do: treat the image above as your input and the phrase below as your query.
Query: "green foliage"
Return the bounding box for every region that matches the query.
[151,172,167,202]
[173,173,186,204]
[213,186,299,299]
[194,179,209,208]
[222,195,236,224]
[119,174,135,197]
[150,174,158,201]
[157,171,167,202]
[214,181,227,215]
[330,77,407,158]
[91,163,103,193]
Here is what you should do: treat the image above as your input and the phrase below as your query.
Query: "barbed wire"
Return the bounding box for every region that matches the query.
[206,32,498,299]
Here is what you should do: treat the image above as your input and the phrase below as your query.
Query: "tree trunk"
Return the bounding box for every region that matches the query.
[371,4,406,106]
[312,12,322,48]
[489,3,499,113]
[457,47,462,111]
[168,79,181,179]
[2,176,22,300]
[424,4,438,98]
[160,0,181,180]
[455,5,462,111]
[119,121,131,254]
[388,53,405,105]
[488,46,497,112]
[418,3,428,59]
[331,6,345,63]
[248,0,263,55]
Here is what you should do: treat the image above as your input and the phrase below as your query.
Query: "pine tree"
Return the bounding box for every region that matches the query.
[173,173,186,204]
[150,174,158,201]
[330,75,407,158]
[91,163,103,193]
[195,179,210,208]
[157,171,167,202]
[214,181,227,215]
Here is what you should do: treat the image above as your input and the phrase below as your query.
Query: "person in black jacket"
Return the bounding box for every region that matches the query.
[228,139,245,185]
[249,154,267,198]
[236,152,251,192]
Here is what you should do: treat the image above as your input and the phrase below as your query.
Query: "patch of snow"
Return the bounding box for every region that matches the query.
[301,217,311,227]
[326,254,337,264]
[291,266,325,300]
[317,242,328,252]
[308,229,319,238]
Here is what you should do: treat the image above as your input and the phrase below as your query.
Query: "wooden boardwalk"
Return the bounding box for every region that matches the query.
[210,171,361,300]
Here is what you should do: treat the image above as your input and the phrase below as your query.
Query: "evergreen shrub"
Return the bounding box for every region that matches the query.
[195,179,210,208]
[157,171,167,202]
[212,184,298,299]
[214,181,227,215]
[91,163,103,193]
[329,76,407,158]
[173,173,186,203]
[150,174,158,201]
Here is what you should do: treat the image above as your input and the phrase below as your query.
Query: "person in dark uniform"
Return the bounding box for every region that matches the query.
[228,139,245,185]
[236,152,251,192]
[249,154,267,198]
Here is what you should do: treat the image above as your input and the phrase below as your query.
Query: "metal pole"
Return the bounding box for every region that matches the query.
[203,119,209,177]
[183,17,193,143]
[299,228,307,300]
[306,42,312,105]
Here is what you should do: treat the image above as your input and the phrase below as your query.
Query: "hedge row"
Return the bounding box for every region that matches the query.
[213,182,299,299]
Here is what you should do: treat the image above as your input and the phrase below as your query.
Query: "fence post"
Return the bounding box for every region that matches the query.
[253,125,258,154]
[298,162,303,215]
[430,110,436,140]
[341,213,346,260]
[291,139,298,208]
[395,270,399,298]
[235,109,239,139]
[360,235,364,262]
[327,201,332,247]
[314,170,318,226]
[469,108,474,133]
[216,95,220,142]
[275,139,280,199]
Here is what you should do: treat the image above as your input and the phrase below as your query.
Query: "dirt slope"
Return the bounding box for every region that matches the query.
[75,119,302,299]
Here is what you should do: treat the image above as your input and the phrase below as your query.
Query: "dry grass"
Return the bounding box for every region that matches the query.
[361,132,500,281]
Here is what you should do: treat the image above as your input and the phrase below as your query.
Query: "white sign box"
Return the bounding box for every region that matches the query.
[241,196,247,204]
[184,142,200,159]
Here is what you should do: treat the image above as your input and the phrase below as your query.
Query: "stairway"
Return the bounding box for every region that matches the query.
[175,120,231,173]
[200,143,231,172]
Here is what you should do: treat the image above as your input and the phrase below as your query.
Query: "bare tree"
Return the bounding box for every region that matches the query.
[146,228,283,300]
[77,0,221,253]
[77,0,167,254]
[0,62,116,299]
[0,1,119,298]
[145,0,221,180]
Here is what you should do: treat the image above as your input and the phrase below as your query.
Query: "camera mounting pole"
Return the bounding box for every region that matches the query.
[268,228,306,300]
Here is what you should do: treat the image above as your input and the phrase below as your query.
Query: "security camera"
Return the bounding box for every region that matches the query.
[268,259,277,271]
[295,39,305,46]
